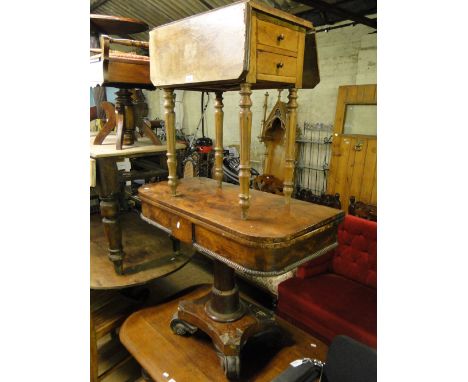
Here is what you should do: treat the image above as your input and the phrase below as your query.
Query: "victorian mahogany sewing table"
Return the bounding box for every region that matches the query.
[139,1,342,378]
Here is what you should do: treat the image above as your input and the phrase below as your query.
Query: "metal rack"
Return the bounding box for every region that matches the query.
[294,122,333,197]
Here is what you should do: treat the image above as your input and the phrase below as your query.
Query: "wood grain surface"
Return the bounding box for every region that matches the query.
[91,212,193,289]
[139,178,343,244]
[120,284,328,382]
[149,0,318,90]
[90,134,185,159]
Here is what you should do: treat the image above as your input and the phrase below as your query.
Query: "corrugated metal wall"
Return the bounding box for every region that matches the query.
[92,0,237,41]
[91,0,302,41]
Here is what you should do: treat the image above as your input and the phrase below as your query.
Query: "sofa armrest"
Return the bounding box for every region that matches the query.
[296,249,335,279]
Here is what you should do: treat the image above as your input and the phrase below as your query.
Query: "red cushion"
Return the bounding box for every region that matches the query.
[277,274,377,348]
[332,215,376,288]
[296,215,377,288]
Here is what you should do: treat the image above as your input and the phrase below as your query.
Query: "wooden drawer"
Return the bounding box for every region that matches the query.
[257,18,299,53]
[170,214,192,243]
[257,51,297,79]
[141,203,193,243]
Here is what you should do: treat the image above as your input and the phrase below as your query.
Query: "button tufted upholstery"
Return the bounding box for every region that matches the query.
[277,215,377,348]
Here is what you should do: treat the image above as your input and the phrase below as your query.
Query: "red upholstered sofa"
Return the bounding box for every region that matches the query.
[277,214,377,348]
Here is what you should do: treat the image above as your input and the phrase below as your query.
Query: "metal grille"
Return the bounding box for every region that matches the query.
[294,122,333,196]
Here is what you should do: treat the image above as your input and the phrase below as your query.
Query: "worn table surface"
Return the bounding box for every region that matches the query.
[90,134,186,159]
[140,177,343,244]
[120,284,328,381]
[90,212,193,289]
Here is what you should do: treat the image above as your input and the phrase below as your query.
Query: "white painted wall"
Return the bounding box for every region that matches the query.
[144,20,377,172]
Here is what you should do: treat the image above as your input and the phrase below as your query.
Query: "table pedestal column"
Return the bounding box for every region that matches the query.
[170,259,280,379]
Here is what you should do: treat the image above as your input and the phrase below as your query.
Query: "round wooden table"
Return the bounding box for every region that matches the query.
[91,211,193,290]
[90,14,148,35]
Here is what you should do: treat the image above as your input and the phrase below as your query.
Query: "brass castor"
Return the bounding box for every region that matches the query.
[221,355,240,380]
[170,312,198,336]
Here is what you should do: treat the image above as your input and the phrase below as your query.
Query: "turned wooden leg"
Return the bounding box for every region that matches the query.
[284,88,298,204]
[115,88,136,148]
[214,91,224,188]
[239,83,252,220]
[96,158,124,274]
[164,88,178,196]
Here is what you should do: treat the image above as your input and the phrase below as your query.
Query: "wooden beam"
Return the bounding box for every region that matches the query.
[295,0,377,29]
[90,0,111,12]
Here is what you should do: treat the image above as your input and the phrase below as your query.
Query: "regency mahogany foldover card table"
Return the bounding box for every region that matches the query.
[139,1,343,378]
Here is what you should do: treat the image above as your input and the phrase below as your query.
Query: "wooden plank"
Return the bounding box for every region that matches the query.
[359,138,377,204]
[370,165,377,205]
[327,86,348,194]
[348,139,368,204]
[329,136,352,203]
[342,136,357,211]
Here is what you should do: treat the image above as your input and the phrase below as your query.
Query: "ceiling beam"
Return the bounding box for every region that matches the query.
[90,0,111,12]
[295,0,377,29]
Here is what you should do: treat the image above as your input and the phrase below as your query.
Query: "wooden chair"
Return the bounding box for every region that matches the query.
[90,289,140,382]
[348,196,377,221]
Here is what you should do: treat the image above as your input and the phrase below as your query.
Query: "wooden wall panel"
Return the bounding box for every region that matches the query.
[327,84,377,211]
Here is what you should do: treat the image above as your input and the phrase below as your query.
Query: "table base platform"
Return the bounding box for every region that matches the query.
[120,284,328,382]
[171,291,280,379]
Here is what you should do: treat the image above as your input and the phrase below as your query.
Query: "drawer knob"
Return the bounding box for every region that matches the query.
[277,34,285,41]
[276,62,284,69]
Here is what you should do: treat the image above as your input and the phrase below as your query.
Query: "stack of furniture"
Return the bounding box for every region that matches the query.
[119,1,346,379]
[277,214,377,348]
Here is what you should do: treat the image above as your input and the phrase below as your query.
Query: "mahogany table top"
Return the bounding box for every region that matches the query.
[91,212,193,289]
[139,177,343,245]
[120,284,328,381]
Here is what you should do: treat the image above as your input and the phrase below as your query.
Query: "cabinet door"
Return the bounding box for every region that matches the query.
[327,85,377,211]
